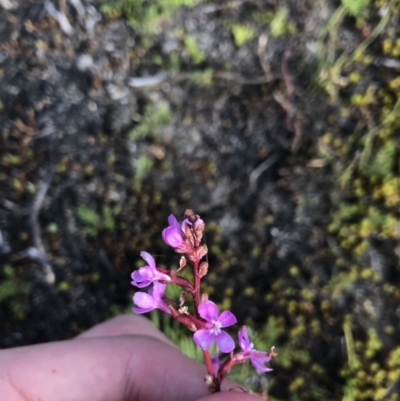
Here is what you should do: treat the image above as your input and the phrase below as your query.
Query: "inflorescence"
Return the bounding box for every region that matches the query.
[131,209,277,392]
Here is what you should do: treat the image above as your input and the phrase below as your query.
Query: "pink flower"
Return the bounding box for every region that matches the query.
[238,326,272,372]
[193,301,237,353]
[131,251,170,288]
[162,214,185,248]
[132,282,170,315]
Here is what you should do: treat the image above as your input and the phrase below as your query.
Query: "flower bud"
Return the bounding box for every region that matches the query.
[199,261,209,278]
[184,209,197,223]
[200,293,209,303]
[197,244,208,260]
[178,256,187,271]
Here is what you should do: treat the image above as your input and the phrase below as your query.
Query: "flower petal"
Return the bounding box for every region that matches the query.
[151,281,166,300]
[215,330,235,353]
[154,270,171,282]
[238,326,251,351]
[218,310,237,328]
[250,356,273,372]
[193,329,213,350]
[140,251,156,269]
[133,292,157,309]
[198,301,219,322]
[131,270,151,288]
[162,227,184,248]
[156,299,171,315]
[132,305,154,314]
[168,214,180,229]
[250,350,271,361]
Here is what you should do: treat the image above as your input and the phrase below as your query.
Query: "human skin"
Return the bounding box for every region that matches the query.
[0,315,259,401]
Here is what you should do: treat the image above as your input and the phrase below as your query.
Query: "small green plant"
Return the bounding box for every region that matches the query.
[341,0,370,16]
[101,0,203,37]
[230,24,256,46]
[77,204,122,236]
[184,36,206,64]
[270,8,295,37]
[0,265,31,319]
[129,104,171,141]
[133,155,154,189]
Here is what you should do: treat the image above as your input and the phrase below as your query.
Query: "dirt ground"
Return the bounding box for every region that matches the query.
[0,0,399,399]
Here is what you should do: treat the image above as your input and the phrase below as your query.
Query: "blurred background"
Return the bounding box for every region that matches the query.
[0,0,400,399]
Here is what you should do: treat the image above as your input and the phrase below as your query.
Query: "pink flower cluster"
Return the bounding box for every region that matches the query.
[131,210,276,392]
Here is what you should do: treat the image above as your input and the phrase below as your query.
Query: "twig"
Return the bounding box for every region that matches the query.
[274,45,303,153]
[29,173,55,284]
[249,153,281,191]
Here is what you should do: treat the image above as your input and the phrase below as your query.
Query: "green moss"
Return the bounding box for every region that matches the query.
[184,36,206,64]
[341,0,370,16]
[101,0,202,38]
[230,24,256,46]
[270,8,296,37]
[0,265,31,319]
[129,103,171,141]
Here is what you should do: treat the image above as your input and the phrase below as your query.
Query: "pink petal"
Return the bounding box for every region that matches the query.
[133,292,157,309]
[168,214,180,229]
[162,227,184,248]
[140,251,156,269]
[198,301,219,322]
[151,281,166,300]
[155,270,171,282]
[250,350,271,361]
[132,305,154,314]
[250,357,273,372]
[131,270,151,288]
[193,329,213,350]
[238,326,251,351]
[217,310,237,328]
[215,330,235,353]
[156,299,171,315]
[137,268,152,280]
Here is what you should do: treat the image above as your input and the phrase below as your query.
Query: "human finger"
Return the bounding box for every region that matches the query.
[76,314,174,346]
[0,333,239,401]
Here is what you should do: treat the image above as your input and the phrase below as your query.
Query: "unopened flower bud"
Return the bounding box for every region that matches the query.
[199,261,209,278]
[271,346,278,357]
[178,256,187,272]
[197,244,208,259]
[184,209,197,223]
[194,218,205,233]
[188,321,197,332]
[200,293,209,303]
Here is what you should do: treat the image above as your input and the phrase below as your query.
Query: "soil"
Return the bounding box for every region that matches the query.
[0,0,399,400]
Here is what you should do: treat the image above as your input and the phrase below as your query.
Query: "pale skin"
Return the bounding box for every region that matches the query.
[0,315,258,401]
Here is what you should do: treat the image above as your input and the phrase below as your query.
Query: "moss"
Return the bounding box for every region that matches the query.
[183,36,206,64]
[289,265,300,277]
[229,23,256,46]
[0,265,31,319]
[129,103,171,141]
[342,0,370,16]
[270,8,296,37]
